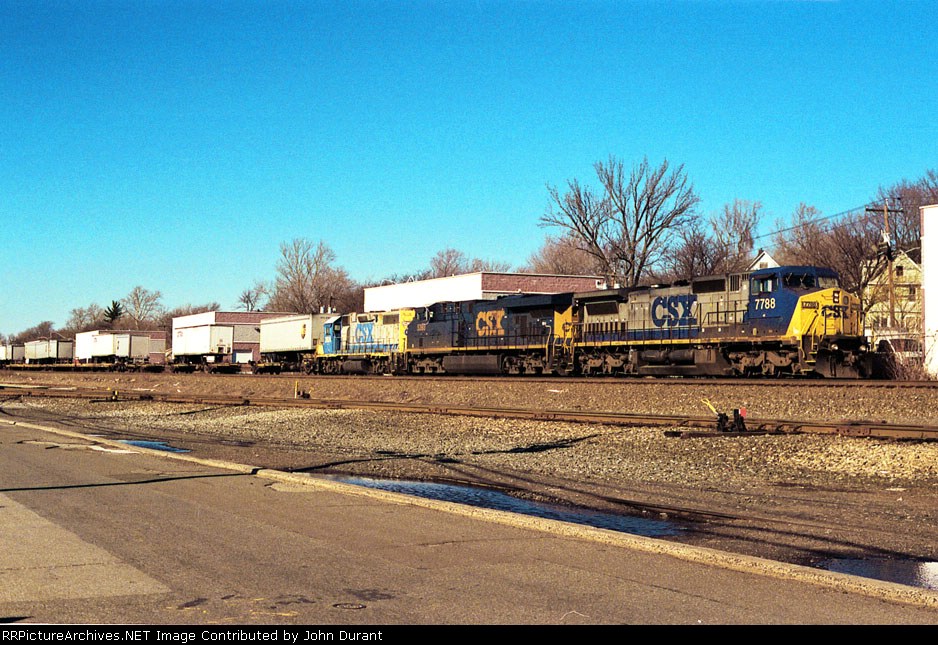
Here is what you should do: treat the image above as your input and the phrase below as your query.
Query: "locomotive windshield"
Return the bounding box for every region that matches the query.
[782,272,840,290]
[782,273,816,289]
[753,270,840,293]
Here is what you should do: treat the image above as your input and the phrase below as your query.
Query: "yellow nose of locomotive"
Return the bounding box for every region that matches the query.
[790,288,862,340]
[791,288,869,377]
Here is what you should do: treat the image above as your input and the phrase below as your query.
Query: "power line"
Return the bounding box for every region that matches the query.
[751,202,886,243]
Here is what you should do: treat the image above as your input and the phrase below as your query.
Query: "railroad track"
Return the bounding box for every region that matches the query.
[2,383,936,442]
[3,367,938,387]
[252,374,938,389]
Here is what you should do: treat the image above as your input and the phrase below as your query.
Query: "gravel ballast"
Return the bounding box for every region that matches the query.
[3,371,938,568]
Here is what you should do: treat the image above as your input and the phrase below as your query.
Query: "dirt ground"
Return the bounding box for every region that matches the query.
[3,370,938,573]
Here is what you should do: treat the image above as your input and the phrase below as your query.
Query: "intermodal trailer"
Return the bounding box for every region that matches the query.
[257,313,332,373]
[24,339,74,363]
[171,324,236,372]
[0,343,25,364]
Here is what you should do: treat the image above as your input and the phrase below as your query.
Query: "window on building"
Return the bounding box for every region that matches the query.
[908,286,917,300]
[896,265,904,278]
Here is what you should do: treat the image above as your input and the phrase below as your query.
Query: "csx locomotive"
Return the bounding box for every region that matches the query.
[264,265,872,378]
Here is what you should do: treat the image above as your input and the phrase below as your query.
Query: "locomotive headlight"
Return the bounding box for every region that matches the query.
[830,343,839,352]
[859,344,869,353]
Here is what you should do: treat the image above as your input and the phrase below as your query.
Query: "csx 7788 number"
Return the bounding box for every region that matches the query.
[754,297,776,310]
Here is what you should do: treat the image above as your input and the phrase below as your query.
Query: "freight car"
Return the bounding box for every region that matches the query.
[24,339,74,364]
[255,313,334,373]
[0,343,25,365]
[74,330,166,371]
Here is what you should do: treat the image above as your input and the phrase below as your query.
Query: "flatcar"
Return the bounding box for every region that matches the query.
[256,313,334,374]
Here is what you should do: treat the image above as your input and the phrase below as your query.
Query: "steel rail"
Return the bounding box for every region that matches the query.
[2,384,935,442]
[3,366,938,387]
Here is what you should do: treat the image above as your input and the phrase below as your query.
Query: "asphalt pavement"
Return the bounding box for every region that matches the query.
[2,417,937,625]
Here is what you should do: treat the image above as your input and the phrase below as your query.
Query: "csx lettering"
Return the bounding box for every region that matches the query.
[476,310,506,336]
[354,323,374,344]
[651,295,697,328]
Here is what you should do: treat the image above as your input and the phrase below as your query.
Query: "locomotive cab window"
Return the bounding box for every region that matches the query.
[783,273,816,289]
[751,276,777,294]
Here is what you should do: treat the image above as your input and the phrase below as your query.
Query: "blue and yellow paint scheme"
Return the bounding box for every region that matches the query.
[404,293,574,374]
[571,266,870,377]
[279,266,870,378]
[319,309,415,373]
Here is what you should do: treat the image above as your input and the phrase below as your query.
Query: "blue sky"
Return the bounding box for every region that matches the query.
[2,0,936,335]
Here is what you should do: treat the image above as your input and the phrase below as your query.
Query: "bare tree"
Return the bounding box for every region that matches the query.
[773,204,885,313]
[524,234,603,275]
[63,303,105,333]
[658,219,722,282]
[122,286,164,330]
[267,239,357,314]
[237,281,269,311]
[426,248,512,278]
[874,168,938,249]
[660,199,762,282]
[429,248,468,278]
[711,199,762,273]
[542,156,700,286]
[467,257,512,273]
[12,321,56,343]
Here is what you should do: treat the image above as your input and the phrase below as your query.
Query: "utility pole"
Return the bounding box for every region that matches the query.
[867,199,904,329]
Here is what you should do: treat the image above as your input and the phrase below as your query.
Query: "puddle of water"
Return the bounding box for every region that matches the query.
[328,476,936,591]
[328,476,682,538]
[815,558,938,591]
[118,440,190,453]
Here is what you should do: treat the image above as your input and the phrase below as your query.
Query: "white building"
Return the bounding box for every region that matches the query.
[922,204,938,377]
[747,249,780,271]
[364,272,606,313]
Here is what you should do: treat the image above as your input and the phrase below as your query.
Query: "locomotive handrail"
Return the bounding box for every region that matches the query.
[702,308,746,326]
